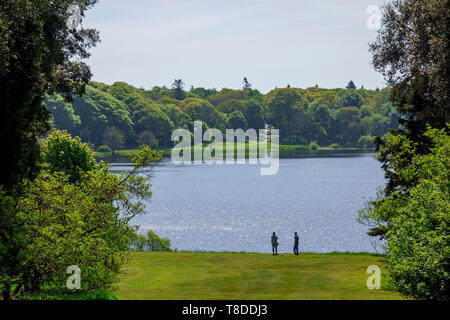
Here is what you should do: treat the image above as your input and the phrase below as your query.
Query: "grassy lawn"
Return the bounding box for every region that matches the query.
[115,252,404,300]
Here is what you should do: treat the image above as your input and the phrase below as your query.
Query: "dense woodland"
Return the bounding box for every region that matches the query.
[46,79,399,151]
[1,0,448,301]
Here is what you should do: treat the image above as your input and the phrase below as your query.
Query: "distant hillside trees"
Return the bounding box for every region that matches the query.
[47,81,399,149]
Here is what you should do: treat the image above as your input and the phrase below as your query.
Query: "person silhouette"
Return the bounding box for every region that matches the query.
[271,232,278,255]
[293,232,299,255]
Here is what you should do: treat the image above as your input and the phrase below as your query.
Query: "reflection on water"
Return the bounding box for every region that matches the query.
[110,150,385,253]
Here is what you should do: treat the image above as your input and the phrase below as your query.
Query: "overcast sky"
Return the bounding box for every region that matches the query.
[83,0,387,93]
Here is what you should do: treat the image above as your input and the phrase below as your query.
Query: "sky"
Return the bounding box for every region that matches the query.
[83,0,387,93]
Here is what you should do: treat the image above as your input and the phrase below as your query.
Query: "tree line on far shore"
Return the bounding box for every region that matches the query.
[46,79,399,152]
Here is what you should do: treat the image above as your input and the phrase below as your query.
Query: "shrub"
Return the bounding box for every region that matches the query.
[97,145,112,153]
[130,230,172,252]
[358,135,375,148]
[359,126,450,300]
[41,130,97,183]
[0,131,163,299]
[308,142,319,150]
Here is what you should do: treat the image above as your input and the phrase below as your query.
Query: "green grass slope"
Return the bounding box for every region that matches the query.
[115,252,403,300]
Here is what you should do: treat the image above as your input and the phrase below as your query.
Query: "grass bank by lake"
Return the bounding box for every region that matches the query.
[115,252,403,300]
[95,144,372,162]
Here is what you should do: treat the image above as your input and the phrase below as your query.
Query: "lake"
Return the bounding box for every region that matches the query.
[110,150,386,253]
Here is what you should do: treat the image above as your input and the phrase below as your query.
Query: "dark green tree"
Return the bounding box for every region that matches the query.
[172,79,186,100]
[0,0,99,300]
[336,92,364,109]
[243,99,265,130]
[242,77,252,90]
[365,0,450,237]
[226,111,248,130]
[45,95,81,136]
[102,127,125,155]
[41,130,97,183]
[346,80,356,90]
[0,0,99,190]
[371,0,450,145]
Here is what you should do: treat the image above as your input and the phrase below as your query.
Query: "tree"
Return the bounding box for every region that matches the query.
[137,130,159,148]
[265,88,307,143]
[207,89,247,106]
[333,107,362,145]
[1,131,163,299]
[179,98,222,129]
[71,85,133,146]
[366,0,450,238]
[0,1,99,300]
[0,0,99,191]
[45,95,81,136]
[217,99,245,114]
[243,99,265,130]
[359,127,449,300]
[146,231,171,252]
[307,102,332,144]
[41,130,97,183]
[226,111,248,130]
[346,80,356,90]
[172,79,186,100]
[102,127,125,155]
[133,104,174,146]
[242,77,252,90]
[370,0,450,144]
[158,104,192,131]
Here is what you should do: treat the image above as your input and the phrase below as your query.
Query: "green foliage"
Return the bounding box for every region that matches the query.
[137,131,159,148]
[226,111,248,130]
[106,82,148,109]
[146,231,171,252]
[71,86,133,146]
[217,99,245,114]
[45,81,398,150]
[133,103,174,146]
[0,0,99,191]
[346,80,356,90]
[358,135,375,148]
[265,88,308,143]
[332,107,363,146]
[179,98,222,129]
[371,0,450,142]
[207,89,247,106]
[1,131,163,299]
[97,145,112,153]
[41,130,97,183]
[308,142,319,150]
[336,92,363,109]
[172,79,186,100]
[20,290,118,300]
[368,0,450,242]
[359,127,450,300]
[158,104,192,131]
[102,127,125,154]
[46,95,81,136]
[243,99,265,130]
[131,230,172,252]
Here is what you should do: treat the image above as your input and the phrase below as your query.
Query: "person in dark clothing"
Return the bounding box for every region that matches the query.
[293,232,299,255]
[271,232,278,255]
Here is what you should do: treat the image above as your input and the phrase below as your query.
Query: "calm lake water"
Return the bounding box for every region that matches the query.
[111,150,385,253]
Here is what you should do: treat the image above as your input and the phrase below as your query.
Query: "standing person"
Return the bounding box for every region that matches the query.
[271,232,278,255]
[293,232,299,255]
